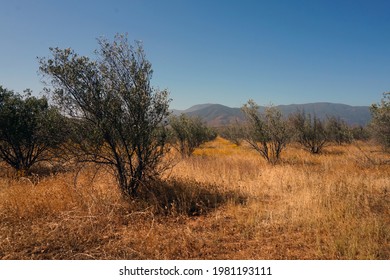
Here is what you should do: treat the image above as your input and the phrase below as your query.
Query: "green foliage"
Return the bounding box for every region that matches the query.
[351,125,371,141]
[0,86,63,174]
[39,34,171,197]
[242,100,290,164]
[370,92,390,150]
[218,122,244,146]
[289,111,328,154]
[325,116,353,145]
[169,114,216,157]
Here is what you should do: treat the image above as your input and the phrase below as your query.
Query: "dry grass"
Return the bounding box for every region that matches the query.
[0,137,389,259]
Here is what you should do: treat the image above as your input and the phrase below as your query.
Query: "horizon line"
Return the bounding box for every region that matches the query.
[171,101,372,111]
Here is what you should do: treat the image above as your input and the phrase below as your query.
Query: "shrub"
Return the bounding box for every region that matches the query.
[242,100,290,164]
[0,86,63,175]
[169,114,216,157]
[289,110,328,154]
[39,34,170,197]
[325,116,353,145]
[370,92,390,150]
[218,122,244,146]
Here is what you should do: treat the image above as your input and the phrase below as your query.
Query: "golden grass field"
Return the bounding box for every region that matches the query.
[0,137,389,259]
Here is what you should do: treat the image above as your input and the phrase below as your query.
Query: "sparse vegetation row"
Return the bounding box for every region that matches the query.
[0,34,389,260]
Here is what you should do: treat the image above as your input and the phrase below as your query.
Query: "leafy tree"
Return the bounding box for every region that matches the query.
[289,110,328,154]
[169,114,216,157]
[39,34,170,197]
[218,122,244,146]
[370,92,390,150]
[351,125,371,141]
[325,116,353,145]
[0,86,63,175]
[242,100,289,164]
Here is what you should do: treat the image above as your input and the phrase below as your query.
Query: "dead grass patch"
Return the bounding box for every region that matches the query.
[0,139,389,259]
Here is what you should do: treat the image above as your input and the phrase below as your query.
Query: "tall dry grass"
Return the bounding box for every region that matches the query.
[0,137,389,259]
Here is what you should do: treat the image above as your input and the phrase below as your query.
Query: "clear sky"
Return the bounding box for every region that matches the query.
[1,0,389,109]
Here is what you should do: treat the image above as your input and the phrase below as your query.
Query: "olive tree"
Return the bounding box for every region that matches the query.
[169,114,216,157]
[289,110,328,154]
[351,125,371,141]
[325,116,352,145]
[39,34,170,197]
[0,86,63,175]
[219,122,244,146]
[370,92,390,150]
[241,100,289,164]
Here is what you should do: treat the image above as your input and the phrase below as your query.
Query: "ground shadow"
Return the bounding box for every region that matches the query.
[136,178,247,216]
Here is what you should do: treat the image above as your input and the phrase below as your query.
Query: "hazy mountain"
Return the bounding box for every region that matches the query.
[171,103,216,116]
[172,103,371,126]
[276,102,371,126]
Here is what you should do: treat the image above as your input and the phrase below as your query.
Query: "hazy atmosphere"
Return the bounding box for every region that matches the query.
[1,0,390,109]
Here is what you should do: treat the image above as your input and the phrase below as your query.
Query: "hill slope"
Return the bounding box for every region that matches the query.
[172,103,371,126]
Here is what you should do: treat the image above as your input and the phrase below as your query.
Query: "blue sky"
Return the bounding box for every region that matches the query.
[1,0,389,109]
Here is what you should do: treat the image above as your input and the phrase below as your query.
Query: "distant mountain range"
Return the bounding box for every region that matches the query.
[172,103,371,126]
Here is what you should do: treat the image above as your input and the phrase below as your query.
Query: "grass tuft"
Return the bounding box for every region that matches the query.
[0,139,389,259]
